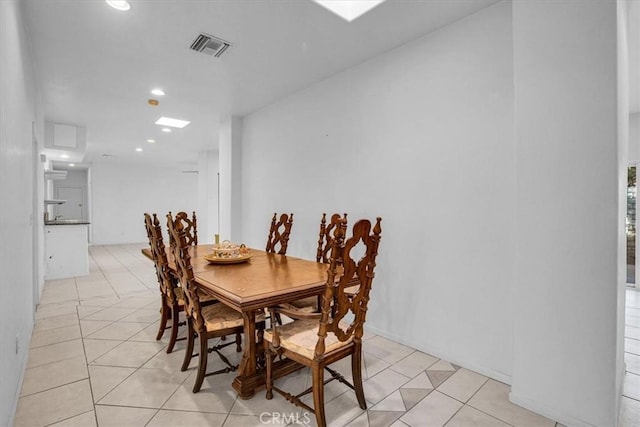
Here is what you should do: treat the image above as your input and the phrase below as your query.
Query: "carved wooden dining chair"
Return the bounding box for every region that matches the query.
[167,212,265,393]
[144,213,186,354]
[285,213,348,313]
[264,215,382,427]
[266,212,293,255]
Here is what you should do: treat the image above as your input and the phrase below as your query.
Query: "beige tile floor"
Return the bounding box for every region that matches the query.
[11,243,634,426]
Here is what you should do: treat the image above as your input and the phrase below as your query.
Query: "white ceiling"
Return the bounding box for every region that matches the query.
[22,0,499,167]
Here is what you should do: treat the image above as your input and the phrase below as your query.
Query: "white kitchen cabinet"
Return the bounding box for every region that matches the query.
[44,224,89,279]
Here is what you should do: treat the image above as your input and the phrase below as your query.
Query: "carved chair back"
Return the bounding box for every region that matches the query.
[144,213,179,306]
[266,212,294,255]
[166,213,206,333]
[316,213,347,264]
[314,216,382,359]
[168,211,198,247]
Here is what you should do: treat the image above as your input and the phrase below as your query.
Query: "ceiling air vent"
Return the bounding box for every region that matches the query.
[190,33,231,58]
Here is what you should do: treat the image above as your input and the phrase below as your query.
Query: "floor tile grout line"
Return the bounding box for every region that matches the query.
[450,377,518,427]
[24,346,86,371]
[79,312,105,419]
[142,408,161,427]
[18,377,89,400]
[29,334,83,350]
[445,376,489,405]
[87,249,123,301]
[32,320,80,334]
[42,409,95,427]
[103,243,152,293]
[621,394,640,404]
[73,276,81,304]
[19,366,89,399]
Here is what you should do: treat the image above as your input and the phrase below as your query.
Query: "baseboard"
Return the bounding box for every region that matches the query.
[364,325,512,385]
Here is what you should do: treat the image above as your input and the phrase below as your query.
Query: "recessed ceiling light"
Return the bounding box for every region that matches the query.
[136,148,143,152]
[161,128,172,133]
[106,0,130,11]
[147,139,156,143]
[60,154,70,159]
[151,88,165,96]
[313,0,385,22]
[69,163,75,167]
[155,117,190,128]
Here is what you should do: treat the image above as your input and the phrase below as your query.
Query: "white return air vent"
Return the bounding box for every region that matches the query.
[190,33,231,58]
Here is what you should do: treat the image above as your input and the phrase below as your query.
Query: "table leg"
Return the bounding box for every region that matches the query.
[233,309,257,399]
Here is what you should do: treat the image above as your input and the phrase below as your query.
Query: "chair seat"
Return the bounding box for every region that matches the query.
[174,286,217,307]
[285,296,319,311]
[263,319,352,359]
[201,303,264,331]
[285,283,359,312]
[344,284,359,296]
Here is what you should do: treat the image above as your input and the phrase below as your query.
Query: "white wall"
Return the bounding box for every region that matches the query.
[91,161,198,244]
[631,113,640,163]
[0,0,41,425]
[197,150,220,244]
[511,2,621,426]
[219,116,243,242]
[242,1,515,381]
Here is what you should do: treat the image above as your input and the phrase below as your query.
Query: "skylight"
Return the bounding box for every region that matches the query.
[313,0,385,22]
[155,117,190,128]
[106,1,130,11]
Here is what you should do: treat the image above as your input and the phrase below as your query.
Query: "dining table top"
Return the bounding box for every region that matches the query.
[142,244,329,312]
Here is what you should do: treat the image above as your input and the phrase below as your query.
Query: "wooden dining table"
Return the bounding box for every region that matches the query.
[142,244,328,399]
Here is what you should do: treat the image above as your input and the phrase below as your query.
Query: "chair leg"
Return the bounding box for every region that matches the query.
[166,304,180,354]
[156,296,170,341]
[265,346,274,400]
[312,364,326,427]
[193,332,208,393]
[181,319,195,372]
[352,345,367,409]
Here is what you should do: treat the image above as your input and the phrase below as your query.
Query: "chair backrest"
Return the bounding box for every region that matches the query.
[314,215,382,358]
[266,212,294,255]
[144,213,179,305]
[168,211,198,247]
[166,212,206,332]
[316,213,347,264]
